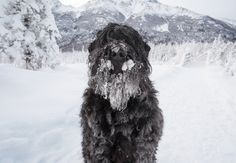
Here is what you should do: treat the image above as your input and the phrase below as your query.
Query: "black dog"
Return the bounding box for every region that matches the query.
[80,23,163,163]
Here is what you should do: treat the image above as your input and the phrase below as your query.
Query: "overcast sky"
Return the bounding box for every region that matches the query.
[59,0,236,20]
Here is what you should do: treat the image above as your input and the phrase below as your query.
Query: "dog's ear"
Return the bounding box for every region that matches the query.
[88,30,103,52]
[88,41,95,53]
[144,42,150,54]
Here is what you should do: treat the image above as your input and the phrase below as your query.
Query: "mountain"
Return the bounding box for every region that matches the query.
[52,0,236,52]
[222,18,236,28]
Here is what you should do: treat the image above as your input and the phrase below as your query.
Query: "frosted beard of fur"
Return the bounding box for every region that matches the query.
[89,59,142,111]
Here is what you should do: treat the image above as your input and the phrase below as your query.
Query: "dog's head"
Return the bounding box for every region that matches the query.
[88,23,151,111]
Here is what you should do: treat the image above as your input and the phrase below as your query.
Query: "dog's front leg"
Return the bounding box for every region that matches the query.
[133,100,164,163]
[81,90,112,163]
[91,135,112,163]
[82,112,112,163]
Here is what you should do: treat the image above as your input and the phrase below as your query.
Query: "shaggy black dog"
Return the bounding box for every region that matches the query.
[80,23,163,163]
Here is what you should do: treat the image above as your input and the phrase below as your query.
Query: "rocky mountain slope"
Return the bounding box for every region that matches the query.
[52,0,236,52]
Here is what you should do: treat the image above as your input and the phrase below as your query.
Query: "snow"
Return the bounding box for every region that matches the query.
[0,62,236,163]
[0,0,60,70]
[54,0,203,20]
[177,24,184,32]
[52,0,80,13]
[148,40,236,76]
[121,0,202,19]
[91,58,140,111]
[154,23,169,32]
[0,0,8,16]
[0,64,86,163]
[221,18,236,28]
[105,60,114,70]
[98,59,113,71]
[155,65,236,163]
[122,59,135,71]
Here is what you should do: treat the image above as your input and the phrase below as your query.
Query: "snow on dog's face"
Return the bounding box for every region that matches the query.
[89,41,143,111]
[93,60,140,111]
[88,23,151,111]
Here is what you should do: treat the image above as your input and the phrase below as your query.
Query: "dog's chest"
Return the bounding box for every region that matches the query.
[89,100,138,138]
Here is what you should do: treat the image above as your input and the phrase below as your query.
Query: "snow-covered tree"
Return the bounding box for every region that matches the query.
[149,38,236,75]
[0,0,60,70]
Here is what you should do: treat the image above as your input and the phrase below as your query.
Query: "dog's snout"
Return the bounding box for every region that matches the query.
[108,49,126,74]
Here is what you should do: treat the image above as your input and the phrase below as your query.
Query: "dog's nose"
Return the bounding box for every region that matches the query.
[109,50,126,74]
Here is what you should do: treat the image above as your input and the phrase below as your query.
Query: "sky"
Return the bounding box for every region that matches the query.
[59,0,236,20]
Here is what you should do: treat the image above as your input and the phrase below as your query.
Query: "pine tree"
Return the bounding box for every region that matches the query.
[0,0,60,70]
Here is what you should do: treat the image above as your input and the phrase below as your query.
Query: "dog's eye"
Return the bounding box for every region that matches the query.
[119,52,124,58]
[111,52,116,57]
[126,52,132,60]
[104,48,111,56]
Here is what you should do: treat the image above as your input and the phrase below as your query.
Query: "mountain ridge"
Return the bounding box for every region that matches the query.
[52,0,236,52]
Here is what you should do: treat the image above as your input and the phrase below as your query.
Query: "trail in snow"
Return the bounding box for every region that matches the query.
[0,63,236,163]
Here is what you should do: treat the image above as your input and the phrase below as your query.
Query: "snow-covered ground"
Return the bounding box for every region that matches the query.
[0,63,236,163]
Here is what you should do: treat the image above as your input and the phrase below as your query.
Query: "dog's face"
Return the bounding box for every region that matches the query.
[88,23,151,111]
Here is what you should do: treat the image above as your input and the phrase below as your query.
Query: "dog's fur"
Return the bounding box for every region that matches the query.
[80,23,163,163]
